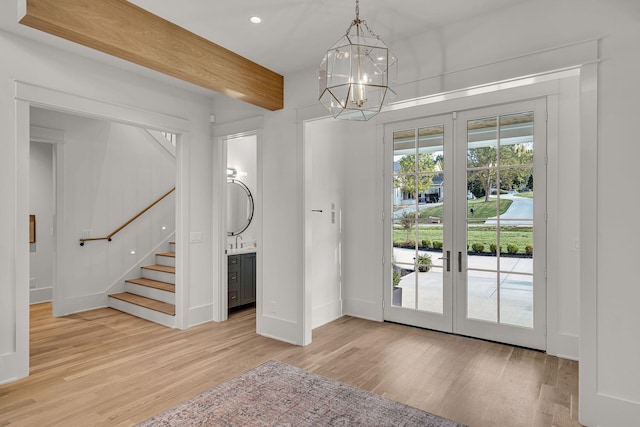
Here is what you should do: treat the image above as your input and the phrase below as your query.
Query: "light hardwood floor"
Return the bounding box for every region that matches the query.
[0,303,582,427]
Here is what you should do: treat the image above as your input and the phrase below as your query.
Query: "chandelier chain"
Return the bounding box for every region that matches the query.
[355,0,359,20]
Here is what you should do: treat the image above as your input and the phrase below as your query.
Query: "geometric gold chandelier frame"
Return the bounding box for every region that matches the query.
[319,0,398,121]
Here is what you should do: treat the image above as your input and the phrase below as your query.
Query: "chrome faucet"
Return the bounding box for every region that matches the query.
[235,235,243,249]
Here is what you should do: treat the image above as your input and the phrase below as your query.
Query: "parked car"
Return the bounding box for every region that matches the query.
[508,189,518,194]
[467,191,475,200]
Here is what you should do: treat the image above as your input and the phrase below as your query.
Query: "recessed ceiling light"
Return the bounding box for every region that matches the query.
[250,16,262,24]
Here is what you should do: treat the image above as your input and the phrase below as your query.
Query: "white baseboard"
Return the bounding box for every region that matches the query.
[547,332,579,360]
[342,298,383,322]
[312,300,342,329]
[30,287,52,304]
[257,314,304,346]
[54,293,109,317]
[188,304,213,327]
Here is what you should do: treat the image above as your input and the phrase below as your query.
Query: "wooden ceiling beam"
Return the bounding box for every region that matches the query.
[19,0,284,111]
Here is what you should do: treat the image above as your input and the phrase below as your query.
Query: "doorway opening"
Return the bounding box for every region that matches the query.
[225,134,258,317]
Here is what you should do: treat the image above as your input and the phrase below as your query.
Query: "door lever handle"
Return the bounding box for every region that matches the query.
[458,251,462,273]
[311,209,323,213]
[439,250,451,272]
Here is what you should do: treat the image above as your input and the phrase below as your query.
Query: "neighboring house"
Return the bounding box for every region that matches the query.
[393,166,444,206]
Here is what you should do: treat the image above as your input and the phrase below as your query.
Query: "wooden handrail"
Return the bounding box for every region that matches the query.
[79,187,175,246]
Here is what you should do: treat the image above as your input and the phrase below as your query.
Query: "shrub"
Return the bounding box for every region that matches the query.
[471,242,485,252]
[432,240,443,250]
[421,239,431,249]
[507,243,519,254]
[417,254,432,272]
[525,245,534,256]
[393,270,401,288]
[490,243,502,254]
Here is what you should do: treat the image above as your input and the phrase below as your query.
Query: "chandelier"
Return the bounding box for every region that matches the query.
[318,0,398,121]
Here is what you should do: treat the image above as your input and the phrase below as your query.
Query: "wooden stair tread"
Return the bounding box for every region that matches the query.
[109,292,175,315]
[156,252,175,257]
[141,264,175,274]
[126,278,175,293]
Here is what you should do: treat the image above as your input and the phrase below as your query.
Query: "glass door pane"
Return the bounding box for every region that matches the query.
[456,100,546,350]
[385,115,453,332]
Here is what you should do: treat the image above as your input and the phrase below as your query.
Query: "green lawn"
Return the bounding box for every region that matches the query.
[416,198,512,220]
[393,196,535,255]
[515,191,534,199]
[393,225,534,255]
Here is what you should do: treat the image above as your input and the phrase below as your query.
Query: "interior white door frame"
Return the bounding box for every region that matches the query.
[29,126,65,309]
[10,81,191,382]
[212,116,263,326]
[379,74,573,351]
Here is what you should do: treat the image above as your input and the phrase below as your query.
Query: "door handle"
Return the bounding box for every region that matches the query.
[458,251,462,273]
[439,250,451,272]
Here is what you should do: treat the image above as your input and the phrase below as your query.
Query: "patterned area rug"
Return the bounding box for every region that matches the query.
[137,360,467,427]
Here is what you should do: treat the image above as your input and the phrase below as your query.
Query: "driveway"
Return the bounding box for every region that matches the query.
[484,194,532,225]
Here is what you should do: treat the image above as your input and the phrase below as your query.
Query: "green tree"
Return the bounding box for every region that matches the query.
[467,146,497,202]
[498,143,533,191]
[398,211,415,243]
[394,153,436,199]
[467,143,533,200]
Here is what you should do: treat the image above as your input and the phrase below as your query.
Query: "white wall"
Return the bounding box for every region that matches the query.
[212,1,640,424]
[336,122,381,321]
[0,27,215,383]
[227,135,257,247]
[29,141,54,304]
[305,119,346,328]
[547,76,581,359]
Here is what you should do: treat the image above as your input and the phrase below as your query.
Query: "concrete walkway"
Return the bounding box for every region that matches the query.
[393,248,533,328]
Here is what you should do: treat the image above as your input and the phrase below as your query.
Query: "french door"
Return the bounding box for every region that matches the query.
[383,99,547,350]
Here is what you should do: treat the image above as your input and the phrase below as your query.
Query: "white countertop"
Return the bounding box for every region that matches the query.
[226,247,256,255]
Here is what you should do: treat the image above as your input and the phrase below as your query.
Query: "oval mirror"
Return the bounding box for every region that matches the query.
[227,179,254,236]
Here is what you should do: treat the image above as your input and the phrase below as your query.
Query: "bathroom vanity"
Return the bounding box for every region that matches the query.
[226,175,256,309]
[228,251,256,308]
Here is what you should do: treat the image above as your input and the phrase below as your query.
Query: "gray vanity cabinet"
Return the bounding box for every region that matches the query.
[228,252,256,308]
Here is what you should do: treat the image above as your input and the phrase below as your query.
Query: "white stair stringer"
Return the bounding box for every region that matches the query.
[107,241,177,328]
[108,296,175,328]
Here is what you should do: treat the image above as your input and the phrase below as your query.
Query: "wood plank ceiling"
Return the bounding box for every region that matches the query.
[19,0,284,111]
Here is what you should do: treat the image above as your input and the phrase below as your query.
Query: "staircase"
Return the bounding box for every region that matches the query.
[108,241,176,327]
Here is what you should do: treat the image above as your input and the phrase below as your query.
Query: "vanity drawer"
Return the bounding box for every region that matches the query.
[228,271,239,285]
[228,290,240,308]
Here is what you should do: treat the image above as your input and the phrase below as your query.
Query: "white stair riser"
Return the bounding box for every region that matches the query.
[156,255,176,267]
[169,242,175,252]
[108,297,175,328]
[141,268,175,284]
[125,283,175,304]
